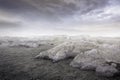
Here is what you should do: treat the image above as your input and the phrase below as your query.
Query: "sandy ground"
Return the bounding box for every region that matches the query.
[0,46,120,80]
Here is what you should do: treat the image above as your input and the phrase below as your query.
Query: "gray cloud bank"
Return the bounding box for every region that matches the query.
[0,0,120,37]
[0,0,110,21]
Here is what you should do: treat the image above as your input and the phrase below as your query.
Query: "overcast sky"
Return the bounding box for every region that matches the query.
[0,0,120,37]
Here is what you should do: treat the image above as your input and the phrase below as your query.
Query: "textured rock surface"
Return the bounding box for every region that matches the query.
[70,44,120,77]
[35,37,120,77]
[96,64,118,77]
[35,40,98,62]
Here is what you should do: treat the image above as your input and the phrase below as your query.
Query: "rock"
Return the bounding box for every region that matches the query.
[70,46,120,77]
[35,38,120,77]
[70,49,105,70]
[96,64,118,77]
[35,40,98,62]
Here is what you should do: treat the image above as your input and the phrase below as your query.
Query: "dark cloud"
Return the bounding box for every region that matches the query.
[0,0,109,21]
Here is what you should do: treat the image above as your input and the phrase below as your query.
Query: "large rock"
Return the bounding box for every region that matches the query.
[70,49,105,70]
[35,38,120,77]
[98,44,120,63]
[96,63,118,77]
[70,44,120,77]
[35,40,98,62]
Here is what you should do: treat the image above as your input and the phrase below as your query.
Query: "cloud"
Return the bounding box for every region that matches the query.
[0,0,120,37]
[0,20,21,28]
[0,9,23,29]
[0,0,110,22]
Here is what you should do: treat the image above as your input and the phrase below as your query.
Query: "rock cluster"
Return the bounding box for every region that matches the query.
[35,38,120,77]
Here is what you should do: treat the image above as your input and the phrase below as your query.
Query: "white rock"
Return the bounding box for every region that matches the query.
[70,44,120,77]
[35,36,120,77]
[96,64,118,77]
[35,40,98,62]
[70,49,105,70]
[98,44,120,64]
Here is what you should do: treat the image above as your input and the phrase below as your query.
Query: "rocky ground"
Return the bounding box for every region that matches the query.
[0,45,120,80]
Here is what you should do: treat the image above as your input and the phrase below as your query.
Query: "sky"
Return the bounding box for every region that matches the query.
[0,0,120,37]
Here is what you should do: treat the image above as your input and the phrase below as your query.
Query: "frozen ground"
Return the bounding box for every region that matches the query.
[0,36,120,80]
